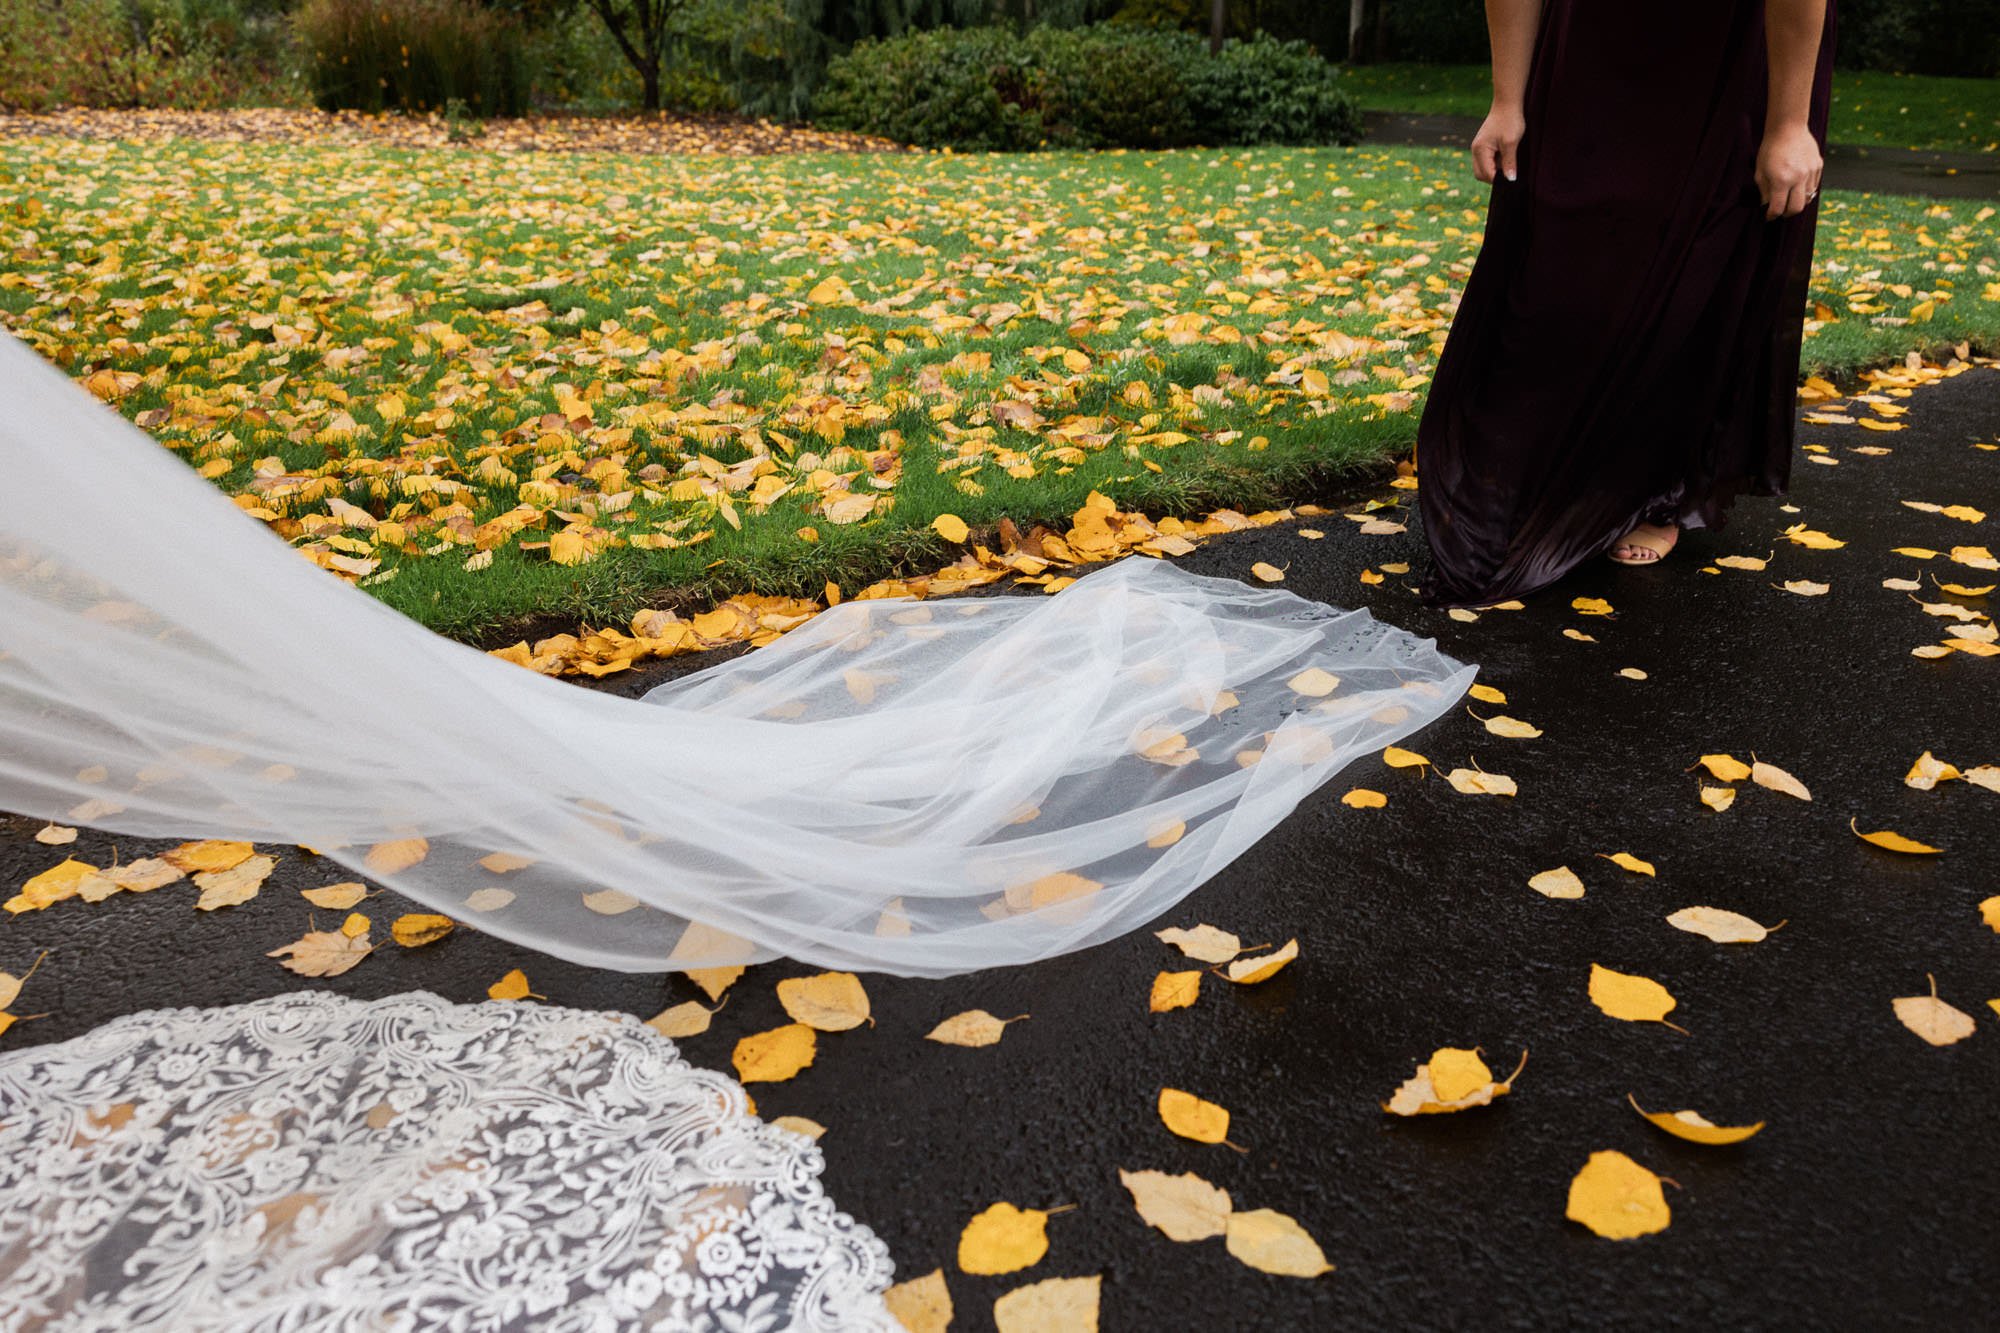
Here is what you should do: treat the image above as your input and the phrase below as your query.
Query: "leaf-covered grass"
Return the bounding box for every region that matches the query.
[1340,63,2000,154]
[1,133,1995,643]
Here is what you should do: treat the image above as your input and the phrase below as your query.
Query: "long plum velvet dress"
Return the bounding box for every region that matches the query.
[1414,0,1837,609]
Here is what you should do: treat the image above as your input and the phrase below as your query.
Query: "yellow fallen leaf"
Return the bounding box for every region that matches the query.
[1589,963,1683,1030]
[993,1275,1100,1333]
[1444,766,1517,796]
[1146,819,1186,848]
[687,965,745,1002]
[1288,666,1340,696]
[1341,788,1387,808]
[193,854,276,910]
[1628,1094,1765,1145]
[268,928,373,978]
[487,968,545,1001]
[1778,579,1829,596]
[1223,938,1297,984]
[646,999,722,1039]
[365,838,429,874]
[1529,866,1585,899]
[1468,683,1507,704]
[1159,1087,1233,1145]
[1119,1168,1232,1242]
[1893,974,1974,1046]
[1154,924,1242,964]
[1696,753,1752,782]
[1935,582,1995,597]
[1714,553,1771,570]
[300,882,368,910]
[478,852,535,873]
[1150,970,1202,1013]
[932,513,970,543]
[1851,816,1942,854]
[33,825,76,846]
[882,1269,953,1333]
[1784,526,1845,549]
[1618,667,1648,680]
[926,1009,1028,1047]
[733,1023,818,1082]
[1751,760,1811,801]
[0,950,49,1010]
[8,858,98,914]
[1383,746,1430,769]
[1980,896,2000,933]
[1383,1049,1527,1115]
[1471,710,1542,738]
[1666,906,1781,944]
[1571,597,1614,616]
[1598,851,1655,877]
[1223,1208,1334,1277]
[391,913,455,947]
[959,1201,1061,1275]
[1699,785,1737,812]
[777,971,872,1031]
[162,840,255,874]
[1566,1150,1671,1239]
[1250,562,1285,583]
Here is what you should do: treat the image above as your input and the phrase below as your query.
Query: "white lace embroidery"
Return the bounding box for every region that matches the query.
[0,990,897,1332]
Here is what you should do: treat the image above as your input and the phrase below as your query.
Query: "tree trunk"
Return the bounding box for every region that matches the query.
[641,63,661,112]
[1347,0,1367,63]
[1209,0,1227,55]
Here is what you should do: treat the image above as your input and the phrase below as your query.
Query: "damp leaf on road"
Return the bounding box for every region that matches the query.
[1566,1151,1672,1239]
[1224,1208,1334,1277]
[1893,975,1975,1046]
[1589,964,1684,1031]
[926,1009,1028,1047]
[732,1023,817,1082]
[1628,1095,1765,1145]
[777,971,872,1031]
[1120,1168,1232,1242]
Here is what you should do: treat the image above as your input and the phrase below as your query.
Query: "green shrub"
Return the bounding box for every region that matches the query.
[0,0,239,110]
[813,22,1357,150]
[295,0,529,116]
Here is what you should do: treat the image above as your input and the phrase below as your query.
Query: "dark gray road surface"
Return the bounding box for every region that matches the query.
[1362,110,2000,200]
[4,366,1998,1328]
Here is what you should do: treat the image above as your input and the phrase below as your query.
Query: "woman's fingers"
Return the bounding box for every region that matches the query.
[1472,139,1497,184]
[1498,140,1520,182]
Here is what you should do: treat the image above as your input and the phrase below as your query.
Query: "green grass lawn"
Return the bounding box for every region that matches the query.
[2,134,1995,644]
[1340,63,2000,154]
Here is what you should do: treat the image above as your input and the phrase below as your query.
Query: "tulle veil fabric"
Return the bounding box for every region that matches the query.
[0,332,1476,977]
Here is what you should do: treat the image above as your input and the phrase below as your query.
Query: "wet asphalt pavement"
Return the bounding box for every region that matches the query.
[3,363,1998,1329]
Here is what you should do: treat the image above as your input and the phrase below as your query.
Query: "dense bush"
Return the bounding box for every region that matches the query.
[295,0,529,116]
[1836,0,2000,77]
[0,0,246,109]
[813,23,1358,150]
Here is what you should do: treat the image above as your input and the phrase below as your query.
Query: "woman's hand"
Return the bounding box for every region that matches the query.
[1472,104,1527,184]
[1756,121,1823,219]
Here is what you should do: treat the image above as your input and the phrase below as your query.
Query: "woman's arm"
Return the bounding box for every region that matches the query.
[1472,0,1544,183]
[1758,0,1829,219]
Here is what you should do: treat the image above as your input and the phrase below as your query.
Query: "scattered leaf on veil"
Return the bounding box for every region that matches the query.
[1287,667,1340,697]
[1224,1208,1334,1277]
[1146,820,1187,848]
[1628,1095,1765,1145]
[647,998,724,1038]
[1695,754,1752,782]
[364,838,430,874]
[1159,1088,1239,1148]
[1150,970,1202,1013]
[1382,746,1430,770]
[733,1023,817,1082]
[1893,975,1975,1046]
[1566,1151,1672,1239]
[301,883,369,910]
[477,852,535,874]
[1383,1048,1527,1116]
[926,1009,1028,1047]
[1666,907,1782,944]
[1135,729,1199,767]
[1250,562,1285,583]
[1005,871,1104,914]
[487,968,545,1001]
[1119,1168,1232,1241]
[1155,924,1242,964]
[777,972,872,1031]
[1588,964,1684,1031]
[268,928,373,978]
[1223,938,1297,984]
[1750,760,1812,801]
[1851,818,1943,854]
[883,1268,954,1333]
[1341,788,1387,808]
[1529,866,1585,899]
[1904,752,1962,789]
[194,855,276,910]
[7,858,97,913]
[1599,851,1656,877]
[390,913,455,947]
[993,1274,1100,1332]
[162,840,253,873]
[959,1201,1070,1275]
[32,825,76,846]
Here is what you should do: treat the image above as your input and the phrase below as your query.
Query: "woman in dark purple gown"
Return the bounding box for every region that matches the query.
[1414,0,1836,609]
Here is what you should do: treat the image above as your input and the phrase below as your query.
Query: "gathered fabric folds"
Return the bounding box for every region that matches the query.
[0,332,1475,977]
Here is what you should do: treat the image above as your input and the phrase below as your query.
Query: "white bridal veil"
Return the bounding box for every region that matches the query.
[0,332,1476,978]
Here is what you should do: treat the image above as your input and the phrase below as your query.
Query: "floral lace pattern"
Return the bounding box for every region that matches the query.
[0,990,897,1332]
